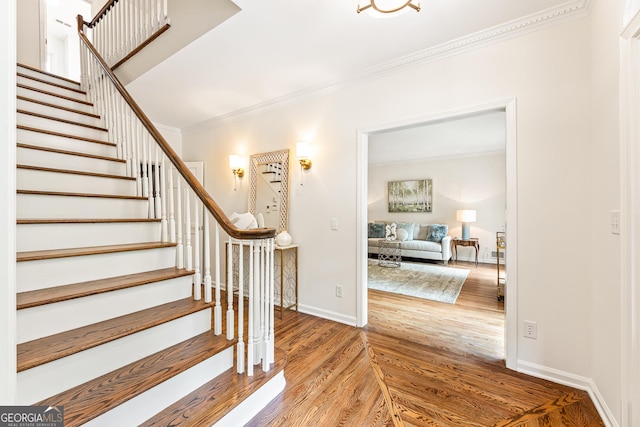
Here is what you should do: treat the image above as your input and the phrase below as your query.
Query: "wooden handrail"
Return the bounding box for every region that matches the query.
[76,15,276,240]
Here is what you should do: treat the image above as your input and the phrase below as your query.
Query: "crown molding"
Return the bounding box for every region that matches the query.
[184,0,592,134]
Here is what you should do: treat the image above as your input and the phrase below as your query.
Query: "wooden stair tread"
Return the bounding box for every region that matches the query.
[17,189,146,200]
[17,143,123,163]
[17,84,92,107]
[17,218,161,224]
[17,164,134,180]
[35,330,233,427]
[17,72,85,95]
[18,63,81,86]
[17,95,100,119]
[18,297,210,372]
[17,241,176,262]
[17,109,108,132]
[17,268,193,310]
[17,125,114,146]
[141,347,287,427]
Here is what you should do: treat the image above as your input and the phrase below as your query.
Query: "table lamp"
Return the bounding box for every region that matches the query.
[456,209,476,240]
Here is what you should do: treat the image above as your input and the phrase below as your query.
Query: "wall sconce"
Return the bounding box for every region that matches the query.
[456,209,476,240]
[296,142,312,186]
[296,142,312,170]
[229,154,244,191]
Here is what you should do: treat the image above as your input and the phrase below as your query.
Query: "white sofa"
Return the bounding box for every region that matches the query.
[367,221,452,265]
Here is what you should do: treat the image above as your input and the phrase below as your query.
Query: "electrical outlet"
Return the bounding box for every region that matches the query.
[336,285,343,298]
[523,320,537,339]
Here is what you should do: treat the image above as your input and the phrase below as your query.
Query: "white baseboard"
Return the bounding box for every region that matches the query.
[517,360,618,427]
[298,304,357,327]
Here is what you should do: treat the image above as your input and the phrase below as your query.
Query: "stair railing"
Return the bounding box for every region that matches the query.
[77,15,276,375]
[86,0,171,70]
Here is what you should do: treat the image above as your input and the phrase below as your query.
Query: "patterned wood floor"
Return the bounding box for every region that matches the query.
[248,261,603,426]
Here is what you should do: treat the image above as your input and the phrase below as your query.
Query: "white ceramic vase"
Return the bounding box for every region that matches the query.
[275,230,292,247]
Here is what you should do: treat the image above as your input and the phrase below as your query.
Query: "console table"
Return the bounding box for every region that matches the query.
[275,244,298,318]
[226,242,298,319]
[451,237,479,267]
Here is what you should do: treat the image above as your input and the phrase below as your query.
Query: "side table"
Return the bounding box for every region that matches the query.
[451,237,479,267]
[378,239,401,268]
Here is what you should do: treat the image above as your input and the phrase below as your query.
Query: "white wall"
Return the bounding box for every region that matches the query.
[182,2,621,422]
[155,123,183,156]
[368,152,506,263]
[1,0,17,404]
[17,0,42,68]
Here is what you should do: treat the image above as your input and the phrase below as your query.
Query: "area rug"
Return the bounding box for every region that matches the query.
[367,259,470,304]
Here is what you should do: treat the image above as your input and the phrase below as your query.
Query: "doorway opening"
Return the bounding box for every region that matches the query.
[356,99,517,368]
[43,0,91,81]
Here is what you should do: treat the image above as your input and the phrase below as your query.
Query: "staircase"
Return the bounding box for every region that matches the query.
[15,63,285,426]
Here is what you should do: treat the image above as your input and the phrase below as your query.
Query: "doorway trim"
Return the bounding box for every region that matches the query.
[356,98,518,370]
[621,6,640,424]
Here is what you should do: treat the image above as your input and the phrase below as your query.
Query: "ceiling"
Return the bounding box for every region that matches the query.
[368,109,506,165]
[125,0,581,130]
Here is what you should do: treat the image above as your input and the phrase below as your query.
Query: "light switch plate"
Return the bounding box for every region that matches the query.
[331,218,339,230]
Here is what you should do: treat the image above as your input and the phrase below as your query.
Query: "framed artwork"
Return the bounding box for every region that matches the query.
[387,179,432,213]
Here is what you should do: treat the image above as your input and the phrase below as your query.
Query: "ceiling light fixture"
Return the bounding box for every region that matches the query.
[357,0,420,16]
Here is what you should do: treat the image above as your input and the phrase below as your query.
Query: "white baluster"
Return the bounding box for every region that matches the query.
[248,240,254,376]
[237,241,245,373]
[132,115,141,195]
[260,240,266,364]
[263,240,270,372]
[168,164,176,243]
[176,176,184,269]
[146,135,153,218]
[140,123,148,198]
[193,197,201,300]
[214,224,222,334]
[227,237,235,341]
[203,214,212,303]
[154,144,161,218]
[160,154,168,242]
[268,238,275,366]
[185,187,192,271]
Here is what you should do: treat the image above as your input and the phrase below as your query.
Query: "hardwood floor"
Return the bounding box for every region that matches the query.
[248,260,603,426]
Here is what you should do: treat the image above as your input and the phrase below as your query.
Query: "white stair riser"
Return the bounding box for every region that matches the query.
[86,348,233,427]
[18,67,81,91]
[17,194,148,220]
[216,372,286,427]
[17,221,161,251]
[17,128,116,158]
[17,146,126,176]
[17,246,177,292]
[18,98,103,128]
[17,112,109,141]
[17,308,212,404]
[17,168,136,195]
[17,276,193,343]
[17,75,87,101]
[17,86,94,114]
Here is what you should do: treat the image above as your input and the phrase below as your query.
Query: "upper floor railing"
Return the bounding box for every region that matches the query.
[77,11,276,375]
[87,0,170,69]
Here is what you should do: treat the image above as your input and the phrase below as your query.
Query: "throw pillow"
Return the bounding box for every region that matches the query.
[230,212,258,230]
[396,228,409,241]
[396,223,414,241]
[368,222,385,238]
[385,223,397,240]
[426,224,448,243]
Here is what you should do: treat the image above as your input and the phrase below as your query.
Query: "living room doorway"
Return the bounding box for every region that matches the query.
[355,99,518,369]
